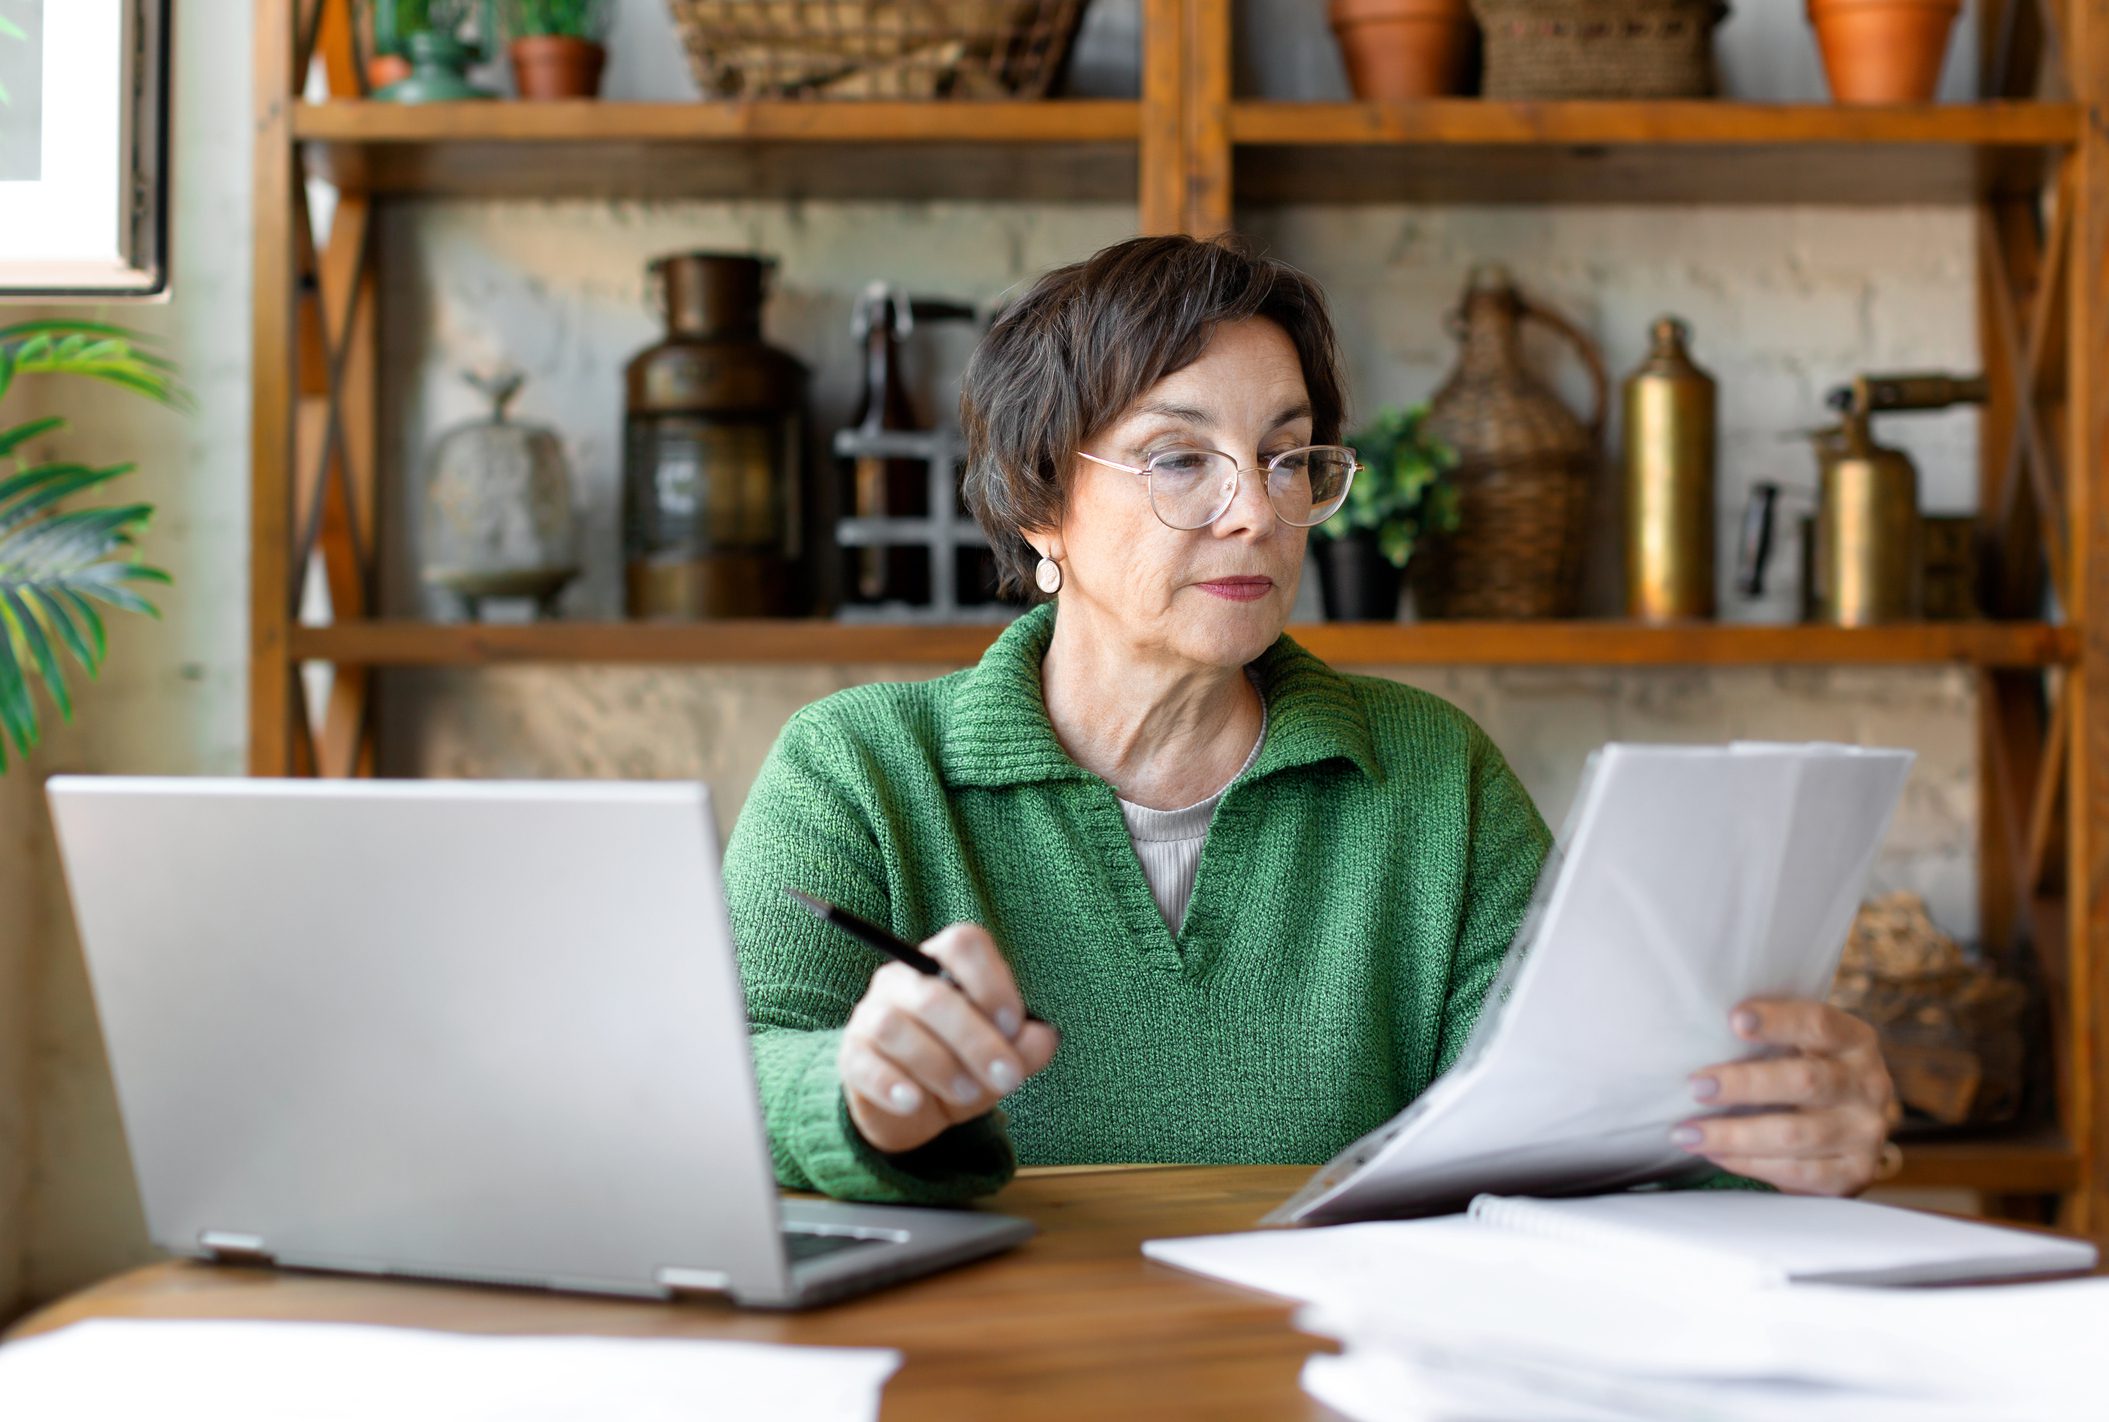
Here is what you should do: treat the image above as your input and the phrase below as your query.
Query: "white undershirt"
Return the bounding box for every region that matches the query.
[1114,669,1268,934]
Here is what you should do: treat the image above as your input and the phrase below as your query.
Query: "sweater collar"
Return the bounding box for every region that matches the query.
[938,600,1380,789]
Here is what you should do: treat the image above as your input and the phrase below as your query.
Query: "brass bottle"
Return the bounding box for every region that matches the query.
[1810,413,1922,626]
[1622,317,1717,623]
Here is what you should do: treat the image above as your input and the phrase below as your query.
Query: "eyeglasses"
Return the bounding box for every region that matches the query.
[1075,445,1360,532]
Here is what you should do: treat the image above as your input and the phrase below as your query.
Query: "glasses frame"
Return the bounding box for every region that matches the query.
[1075,443,1361,532]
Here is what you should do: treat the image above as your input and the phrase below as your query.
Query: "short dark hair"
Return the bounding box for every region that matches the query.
[959,233,1349,601]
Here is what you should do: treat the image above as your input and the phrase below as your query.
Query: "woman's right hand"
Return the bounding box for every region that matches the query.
[838,922,1060,1155]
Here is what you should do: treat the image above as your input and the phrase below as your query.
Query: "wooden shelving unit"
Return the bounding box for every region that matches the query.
[1230,100,2080,205]
[294,99,1144,200]
[288,620,2078,669]
[253,1,2108,1228]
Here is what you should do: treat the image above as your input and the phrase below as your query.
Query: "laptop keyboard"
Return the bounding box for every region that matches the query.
[784,1230,888,1265]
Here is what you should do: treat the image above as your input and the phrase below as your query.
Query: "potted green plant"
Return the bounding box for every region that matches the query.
[1312,404,1458,621]
[503,0,613,101]
[365,0,426,91]
[372,0,498,102]
[0,321,187,772]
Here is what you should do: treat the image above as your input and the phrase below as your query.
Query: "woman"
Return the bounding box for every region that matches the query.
[721,234,1896,1206]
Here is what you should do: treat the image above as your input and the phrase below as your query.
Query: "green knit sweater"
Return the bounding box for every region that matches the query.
[723,601,1748,1205]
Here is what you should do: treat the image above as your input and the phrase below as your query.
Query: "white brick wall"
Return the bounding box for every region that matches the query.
[380,197,1986,941]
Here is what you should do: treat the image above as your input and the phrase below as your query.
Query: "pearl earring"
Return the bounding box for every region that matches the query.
[1035,555,1063,595]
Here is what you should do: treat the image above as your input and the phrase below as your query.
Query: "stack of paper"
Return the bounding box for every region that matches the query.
[0,1320,902,1422]
[1147,1216,2109,1420]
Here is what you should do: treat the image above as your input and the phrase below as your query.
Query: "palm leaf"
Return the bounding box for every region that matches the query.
[0,462,133,535]
[0,322,183,769]
[0,415,64,459]
[19,585,97,679]
[0,500,165,763]
[0,587,69,722]
[0,321,192,411]
[57,588,108,664]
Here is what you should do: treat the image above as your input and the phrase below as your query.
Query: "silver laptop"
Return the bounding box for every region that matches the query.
[46,776,1032,1309]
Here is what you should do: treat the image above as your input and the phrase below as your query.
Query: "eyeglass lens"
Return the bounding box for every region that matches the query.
[1146,447,1356,530]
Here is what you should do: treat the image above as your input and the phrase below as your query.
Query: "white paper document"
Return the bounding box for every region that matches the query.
[1268,742,1915,1224]
[0,1319,902,1422]
[1464,1188,2097,1286]
[1146,1216,2109,1421]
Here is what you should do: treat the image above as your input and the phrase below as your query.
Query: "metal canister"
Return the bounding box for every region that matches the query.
[1621,317,1716,622]
[1813,413,1921,625]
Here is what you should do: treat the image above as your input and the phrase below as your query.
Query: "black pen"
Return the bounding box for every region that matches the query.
[784,887,1052,1033]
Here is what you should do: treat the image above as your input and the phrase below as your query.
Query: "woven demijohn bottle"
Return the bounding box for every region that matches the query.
[1419,265,1606,619]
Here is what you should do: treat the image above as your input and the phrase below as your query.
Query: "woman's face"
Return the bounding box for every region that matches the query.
[1036,317,1314,671]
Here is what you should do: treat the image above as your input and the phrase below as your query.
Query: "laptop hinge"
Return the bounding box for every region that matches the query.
[654,1266,733,1297]
[198,1231,275,1266]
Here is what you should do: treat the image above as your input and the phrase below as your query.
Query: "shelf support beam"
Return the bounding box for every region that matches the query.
[250,0,299,775]
[2060,0,2108,1237]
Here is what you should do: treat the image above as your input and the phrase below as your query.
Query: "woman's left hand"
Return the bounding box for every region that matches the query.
[1676,998,1900,1197]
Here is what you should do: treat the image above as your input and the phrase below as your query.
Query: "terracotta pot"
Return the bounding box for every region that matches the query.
[1808,0,1960,105]
[1329,0,1475,101]
[368,52,412,93]
[509,35,607,101]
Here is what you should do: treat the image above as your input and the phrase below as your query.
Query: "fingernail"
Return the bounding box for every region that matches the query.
[995,1007,1022,1040]
[1731,1009,1759,1037]
[886,1082,922,1114]
[1672,1126,1704,1149]
[1690,1074,1720,1102]
[988,1059,1019,1093]
[951,1075,980,1105]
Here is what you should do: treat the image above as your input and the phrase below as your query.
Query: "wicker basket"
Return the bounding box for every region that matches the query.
[1416,268,1606,621]
[1471,0,1728,100]
[665,0,1086,100]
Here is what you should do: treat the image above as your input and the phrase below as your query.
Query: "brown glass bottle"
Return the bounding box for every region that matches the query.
[622,253,809,618]
[842,284,931,606]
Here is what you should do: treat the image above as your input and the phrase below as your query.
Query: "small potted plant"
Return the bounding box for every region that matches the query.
[1312,404,1459,621]
[504,0,613,101]
[365,0,425,92]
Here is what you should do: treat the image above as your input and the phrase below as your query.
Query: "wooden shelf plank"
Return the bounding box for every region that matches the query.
[1231,100,2082,205]
[1889,1127,2082,1194]
[289,620,2078,668]
[295,100,1142,200]
[1233,101,2083,148]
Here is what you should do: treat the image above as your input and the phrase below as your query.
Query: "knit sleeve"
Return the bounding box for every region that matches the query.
[1432,728,1556,1077]
[720,705,1015,1205]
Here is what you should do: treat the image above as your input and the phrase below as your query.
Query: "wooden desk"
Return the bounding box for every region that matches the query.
[5,1165,1335,1420]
